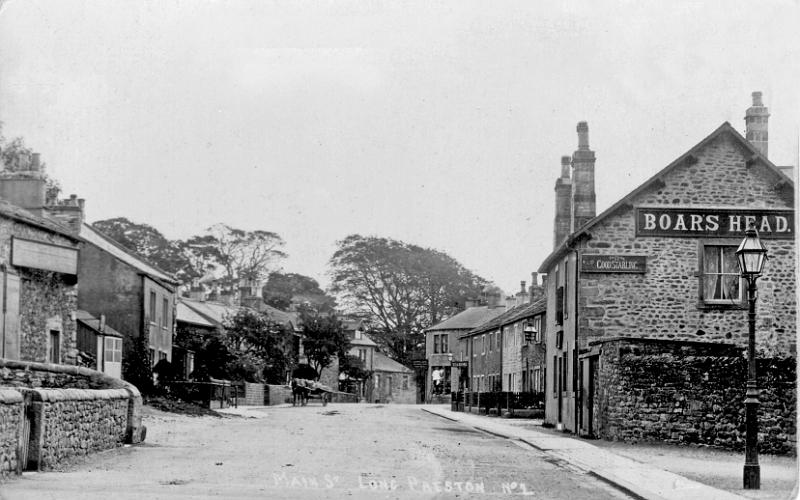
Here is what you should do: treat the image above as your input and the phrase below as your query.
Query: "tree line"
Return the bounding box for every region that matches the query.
[2,129,491,376]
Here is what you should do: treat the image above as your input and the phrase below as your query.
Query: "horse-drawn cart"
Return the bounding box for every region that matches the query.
[291,378,334,406]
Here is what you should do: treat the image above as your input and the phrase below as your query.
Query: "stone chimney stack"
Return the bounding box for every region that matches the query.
[745,91,769,158]
[515,280,528,306]
[0,150,47,216]
[529,272,546,302]
[553,155,572,248]
[46,193,86,234]
[571,121,596,232]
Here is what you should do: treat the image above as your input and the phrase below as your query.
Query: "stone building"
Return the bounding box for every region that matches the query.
[0,200,79,364]
[425,301,505,399]
[339,319,378,401]
[538,93,795,453]
[76,222,179,372]
[372,352,416,404]
[500,296,547,393]
[0,156,81,365]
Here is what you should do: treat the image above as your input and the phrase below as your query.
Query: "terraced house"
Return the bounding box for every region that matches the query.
[539,93,795,454]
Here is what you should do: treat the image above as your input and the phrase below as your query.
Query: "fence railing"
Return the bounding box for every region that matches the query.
[169,379,240,409]
[451,391,544,415]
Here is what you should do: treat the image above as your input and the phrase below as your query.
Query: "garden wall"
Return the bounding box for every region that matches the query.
[266,384,292,405]
[0,359,145,479]
[243,382,265,405]
[593,338,796,455]
[0,389,23,478]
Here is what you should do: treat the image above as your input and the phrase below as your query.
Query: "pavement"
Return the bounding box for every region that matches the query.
[418,404,798,500]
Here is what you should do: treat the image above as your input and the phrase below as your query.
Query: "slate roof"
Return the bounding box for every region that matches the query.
[181,297,299,333]
[75,310,124,338]
[426,306,506,332]
[176,300,216,327]
[0,199,79,240]
[179,298,241,327]
[461,297,546,338]
[539,122,795,273]
[372,352,413,373]
[80,223,178,285]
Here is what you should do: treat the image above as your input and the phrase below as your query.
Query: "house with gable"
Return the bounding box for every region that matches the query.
[425,291,506,400]
[75,222,179,373]
[538,93,795,454]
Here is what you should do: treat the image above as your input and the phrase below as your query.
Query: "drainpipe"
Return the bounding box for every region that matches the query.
[1,264,6,358]
[567,242,581,433]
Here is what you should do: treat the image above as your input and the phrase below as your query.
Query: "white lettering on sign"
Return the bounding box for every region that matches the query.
[637,208,793,238]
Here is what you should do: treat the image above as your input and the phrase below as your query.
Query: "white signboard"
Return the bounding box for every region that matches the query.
[11,237,78,275]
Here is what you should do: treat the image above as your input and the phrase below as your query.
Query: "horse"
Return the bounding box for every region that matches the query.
[291,378,310,406]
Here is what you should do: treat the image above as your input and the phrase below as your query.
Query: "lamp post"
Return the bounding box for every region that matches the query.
[736,229,768,490]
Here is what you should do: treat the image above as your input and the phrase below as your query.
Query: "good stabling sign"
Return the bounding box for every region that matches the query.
[581,255,646,274]
[635,208,794,239]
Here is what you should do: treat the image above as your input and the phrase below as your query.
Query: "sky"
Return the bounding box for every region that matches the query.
[1,1,798,293]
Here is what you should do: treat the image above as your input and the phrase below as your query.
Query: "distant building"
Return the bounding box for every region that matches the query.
[425,297,506,399]
[372,352,416,404]
[75,309,125,378]
[338,319,378,400]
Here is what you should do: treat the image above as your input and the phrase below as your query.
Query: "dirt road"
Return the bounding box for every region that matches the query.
[0,403,630,499]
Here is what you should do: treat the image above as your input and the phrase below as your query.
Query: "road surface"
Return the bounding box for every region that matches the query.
[0,403,631,499]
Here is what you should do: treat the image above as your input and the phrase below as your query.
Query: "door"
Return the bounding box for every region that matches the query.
[103,337,123,379]
[580,356,597,437]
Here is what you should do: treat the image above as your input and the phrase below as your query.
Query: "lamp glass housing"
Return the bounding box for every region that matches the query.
[523,322,537,342]
[736,229,768,277]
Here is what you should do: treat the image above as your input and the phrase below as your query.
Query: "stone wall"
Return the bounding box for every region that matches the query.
[265,384,292,405]
[0,389,23,478]
[0,359,145,479]
[243,382,265,405]
[593,338,796,455]
[23,388,130,470]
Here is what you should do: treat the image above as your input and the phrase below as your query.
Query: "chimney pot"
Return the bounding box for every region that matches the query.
[577,121,590,150]
[531,272,538,286]
[560,156,571,178]
[520,281,526,293]
[31,153,41,170]
[745,91,769,158]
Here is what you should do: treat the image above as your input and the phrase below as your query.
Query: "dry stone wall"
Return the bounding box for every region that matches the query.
[593,338,795,455]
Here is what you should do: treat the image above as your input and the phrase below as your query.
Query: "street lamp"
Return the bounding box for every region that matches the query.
[736,228,768,490]
[523,321,538,343]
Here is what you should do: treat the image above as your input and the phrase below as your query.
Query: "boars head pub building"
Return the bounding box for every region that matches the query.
[539,93,796,454]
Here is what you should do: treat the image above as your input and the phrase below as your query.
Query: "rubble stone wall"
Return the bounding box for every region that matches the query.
[593,338,796,455]
[0,359,145,478]
[0,389,23,479]
[25,388,130,470]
